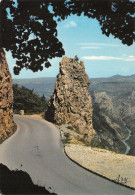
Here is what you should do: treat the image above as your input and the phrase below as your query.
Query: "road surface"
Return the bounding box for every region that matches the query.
[0,115,134,195]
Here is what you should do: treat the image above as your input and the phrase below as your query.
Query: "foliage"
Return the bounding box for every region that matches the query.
[13,84,47,114]
[0,163,56,194]
[74,55,79,62]
[0,0,134,74]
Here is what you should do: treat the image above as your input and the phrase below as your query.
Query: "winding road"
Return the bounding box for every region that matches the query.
[0,115,134,195]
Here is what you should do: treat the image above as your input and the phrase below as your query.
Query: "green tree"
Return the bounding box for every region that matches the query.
[13,84,47,114]
[0,0,134,74]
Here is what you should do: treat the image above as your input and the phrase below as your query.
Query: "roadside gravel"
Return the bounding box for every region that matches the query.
[65,144,135,189]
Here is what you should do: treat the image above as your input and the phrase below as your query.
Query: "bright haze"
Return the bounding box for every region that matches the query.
[7,15,135,79]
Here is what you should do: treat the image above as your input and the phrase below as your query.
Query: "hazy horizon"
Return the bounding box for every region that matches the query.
[7,15,135,80]
[12,73,135,80]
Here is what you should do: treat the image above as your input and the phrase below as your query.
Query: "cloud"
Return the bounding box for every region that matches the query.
[78,43,119,47]
[129,55,135,58]
[64,21,77,28]
[80,47,101,49]
[82,56,135,61]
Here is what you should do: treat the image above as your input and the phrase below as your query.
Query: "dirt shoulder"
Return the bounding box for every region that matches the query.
[59,124,135,189]
[20,114,44,120]
[65,144,135,189]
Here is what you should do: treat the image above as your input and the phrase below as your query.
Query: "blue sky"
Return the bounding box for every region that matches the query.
[6,14,135,79]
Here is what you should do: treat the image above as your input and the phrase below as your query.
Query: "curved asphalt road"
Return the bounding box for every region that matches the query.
[0,115,134,195]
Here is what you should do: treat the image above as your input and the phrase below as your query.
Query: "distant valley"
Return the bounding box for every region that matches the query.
[13,74,135,99]
[89,74,135,156]
[13,74,135,155]
[13,77,56,99]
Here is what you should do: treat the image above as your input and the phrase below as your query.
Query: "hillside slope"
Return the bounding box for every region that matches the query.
[13,77,56,99]
[89,75,135,155]
[91,92,127,153]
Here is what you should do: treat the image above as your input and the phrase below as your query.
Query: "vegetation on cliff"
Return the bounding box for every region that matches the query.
[13,84,47,114]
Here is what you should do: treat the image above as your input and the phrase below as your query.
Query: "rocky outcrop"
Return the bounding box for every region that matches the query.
[0,48,16,143]
[45,56,95,143]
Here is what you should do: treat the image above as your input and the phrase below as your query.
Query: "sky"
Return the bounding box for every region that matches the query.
[6,14,135,79]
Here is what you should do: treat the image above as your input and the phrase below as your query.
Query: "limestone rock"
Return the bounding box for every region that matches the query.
[91,92,127,153]
[45,56,95,143]
[20,110,24,115]
[0,48,16,143]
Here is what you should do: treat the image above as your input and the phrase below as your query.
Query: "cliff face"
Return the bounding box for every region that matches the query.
[91,92,127,153]
[45,56,95,142]
[89,76,135,155]
[0,48,15,143]
[120,91,135,155]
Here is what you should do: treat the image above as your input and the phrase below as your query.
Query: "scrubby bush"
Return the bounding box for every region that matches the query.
[74,55,79,62]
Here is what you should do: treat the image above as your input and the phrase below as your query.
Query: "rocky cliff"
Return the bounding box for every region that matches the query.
[0,48,16,143]
[89,77,135,155]
[45,56,95,143]
[91,92,127,153]
[120,91,135,155]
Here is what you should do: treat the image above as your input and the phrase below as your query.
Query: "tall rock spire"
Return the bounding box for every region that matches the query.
[45,56,95,143]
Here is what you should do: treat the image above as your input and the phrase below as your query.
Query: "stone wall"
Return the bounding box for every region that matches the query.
[45,56,96,143]
[0,48,15,143]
